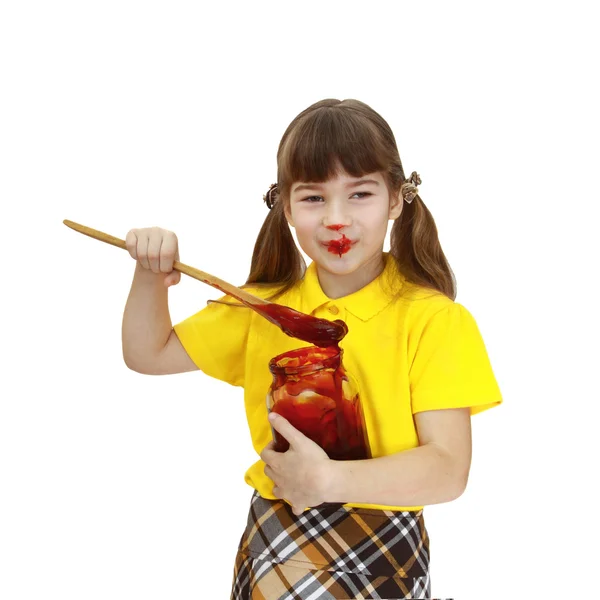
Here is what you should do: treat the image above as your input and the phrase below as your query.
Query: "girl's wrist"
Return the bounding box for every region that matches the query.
[320,458,345,504]
[134,262,167,285]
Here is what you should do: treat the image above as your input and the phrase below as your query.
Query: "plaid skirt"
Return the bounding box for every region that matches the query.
[230,490,438,600]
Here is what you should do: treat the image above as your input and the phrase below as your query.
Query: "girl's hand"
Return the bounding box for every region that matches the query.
[260,413,332,515]
[125,226,181,288]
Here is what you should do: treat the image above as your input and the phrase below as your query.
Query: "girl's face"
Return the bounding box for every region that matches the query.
[285,169,403,280]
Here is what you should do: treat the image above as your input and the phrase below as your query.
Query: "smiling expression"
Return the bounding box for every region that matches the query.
[284,169,403,277]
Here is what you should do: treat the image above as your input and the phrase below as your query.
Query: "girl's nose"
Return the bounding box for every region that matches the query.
[323,203,352,228]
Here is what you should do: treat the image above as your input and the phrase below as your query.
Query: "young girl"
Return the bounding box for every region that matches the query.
[122,98,503,599]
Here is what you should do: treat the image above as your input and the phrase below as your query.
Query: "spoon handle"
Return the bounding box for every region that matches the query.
[63,219,270,305]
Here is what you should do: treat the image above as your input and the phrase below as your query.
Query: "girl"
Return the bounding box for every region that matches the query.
[122,98,503,599]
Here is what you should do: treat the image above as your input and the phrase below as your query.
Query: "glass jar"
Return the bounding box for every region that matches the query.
[266,345,371,461]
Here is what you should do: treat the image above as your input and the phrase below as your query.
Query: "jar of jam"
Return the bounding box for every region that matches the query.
[266,345,371,461]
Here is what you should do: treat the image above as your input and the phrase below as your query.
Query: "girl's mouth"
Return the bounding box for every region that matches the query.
[324,235,355,257]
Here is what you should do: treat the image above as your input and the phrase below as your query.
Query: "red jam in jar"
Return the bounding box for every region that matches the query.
[266,345,371,461]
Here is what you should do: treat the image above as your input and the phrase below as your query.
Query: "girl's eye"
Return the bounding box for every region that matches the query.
[302,192,372,202]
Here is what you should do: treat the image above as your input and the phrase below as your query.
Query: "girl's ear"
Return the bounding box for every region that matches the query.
[388,192,403,220]
[284,203,295,228]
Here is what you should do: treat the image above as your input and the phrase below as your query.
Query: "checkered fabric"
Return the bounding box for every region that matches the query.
[230,490,450,600]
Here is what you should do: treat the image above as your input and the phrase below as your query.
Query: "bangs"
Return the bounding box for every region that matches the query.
[278,106,393,196]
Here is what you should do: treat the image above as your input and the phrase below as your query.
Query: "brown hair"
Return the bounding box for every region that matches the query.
[243,98,456,302]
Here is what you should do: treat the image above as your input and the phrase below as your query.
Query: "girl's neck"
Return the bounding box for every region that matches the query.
[316,251,386,300]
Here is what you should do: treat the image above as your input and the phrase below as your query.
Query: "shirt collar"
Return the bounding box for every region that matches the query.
[299,252,405,322]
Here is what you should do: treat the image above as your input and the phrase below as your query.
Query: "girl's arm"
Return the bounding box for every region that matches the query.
[324,407,472,507]
[122,262,197,375]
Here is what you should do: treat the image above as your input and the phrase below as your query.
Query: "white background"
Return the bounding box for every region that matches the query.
[1,1,598,598]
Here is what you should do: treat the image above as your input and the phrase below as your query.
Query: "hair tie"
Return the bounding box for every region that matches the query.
[400,171,422,204]
[265,173,421,207]
[263,183,279,210]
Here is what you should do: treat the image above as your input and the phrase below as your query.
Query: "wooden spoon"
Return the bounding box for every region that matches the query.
[63,219,270,306]
[63,219,347,345]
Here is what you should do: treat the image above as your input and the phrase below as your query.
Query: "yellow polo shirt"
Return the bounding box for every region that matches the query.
[173,252,503,510]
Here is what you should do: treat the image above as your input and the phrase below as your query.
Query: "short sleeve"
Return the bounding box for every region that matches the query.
[409,303,503,416]
[173,294,253,387]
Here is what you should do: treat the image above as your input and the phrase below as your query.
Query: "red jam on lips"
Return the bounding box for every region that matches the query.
[325,224,353,257]
[326,234,353,257]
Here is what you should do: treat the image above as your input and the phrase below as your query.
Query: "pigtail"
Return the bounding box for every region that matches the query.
[390,186,457,301]
[243,188,305,302]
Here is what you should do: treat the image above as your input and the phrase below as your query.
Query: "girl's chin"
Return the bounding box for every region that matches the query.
[314,248,361,272]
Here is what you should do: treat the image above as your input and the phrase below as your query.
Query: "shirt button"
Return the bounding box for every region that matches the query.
[328,305,340,315]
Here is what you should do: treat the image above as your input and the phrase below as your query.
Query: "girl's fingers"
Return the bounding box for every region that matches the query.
[125,227,179,278]
[160,233,178,274]
[146,229,163,273]
[125,230,138,260]
[137,233,150,270]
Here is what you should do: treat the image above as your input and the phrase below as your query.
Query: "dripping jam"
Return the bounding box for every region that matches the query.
[201,279,347,347]
[268,345,369,461]
[324,224,354,257]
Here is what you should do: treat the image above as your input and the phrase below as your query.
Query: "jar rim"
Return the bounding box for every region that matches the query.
[268,345,342,375]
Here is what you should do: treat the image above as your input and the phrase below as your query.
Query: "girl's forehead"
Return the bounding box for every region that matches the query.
[293,170,384,185]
